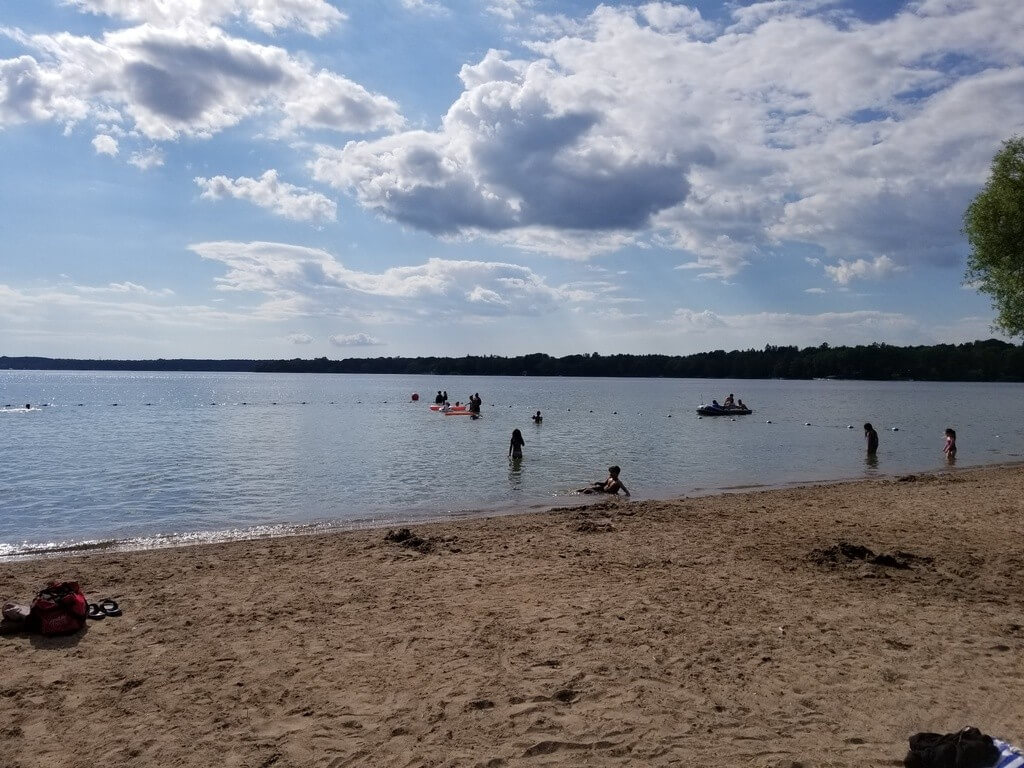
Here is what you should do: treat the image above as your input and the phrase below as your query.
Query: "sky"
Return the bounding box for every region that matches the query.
[1,0,1022,359]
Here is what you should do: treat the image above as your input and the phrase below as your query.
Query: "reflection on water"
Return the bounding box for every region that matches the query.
[508,456,523,491]
[864,452,879,472]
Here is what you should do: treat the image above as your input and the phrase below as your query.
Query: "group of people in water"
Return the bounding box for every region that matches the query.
[710,393,748,410]
[433,391,483,414]
[506,411,629,497]
[864,423,957,463]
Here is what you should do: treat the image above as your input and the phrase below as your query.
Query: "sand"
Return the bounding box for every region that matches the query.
[2,465,1023,768]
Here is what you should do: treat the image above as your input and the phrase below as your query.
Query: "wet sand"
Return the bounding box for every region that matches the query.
[2,464,1023,767]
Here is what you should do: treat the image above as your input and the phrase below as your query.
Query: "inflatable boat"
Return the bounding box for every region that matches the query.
[697,405,752,416]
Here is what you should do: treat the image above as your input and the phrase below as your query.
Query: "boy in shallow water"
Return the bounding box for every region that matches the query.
[579,465,630,496]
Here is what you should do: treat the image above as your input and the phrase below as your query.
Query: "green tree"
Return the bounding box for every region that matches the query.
[964,136,1024,336]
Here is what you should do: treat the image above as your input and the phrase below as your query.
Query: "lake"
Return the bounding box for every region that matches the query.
[1,371,1022,558]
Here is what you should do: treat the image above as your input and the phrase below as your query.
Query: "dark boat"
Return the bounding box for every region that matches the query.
[697,405,752,416]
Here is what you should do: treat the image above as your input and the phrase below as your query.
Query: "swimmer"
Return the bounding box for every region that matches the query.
[864,422,879,455]
[943,428,957,461]
[579,465,629,496]
[532,410,542,423]
[509,428,525,459]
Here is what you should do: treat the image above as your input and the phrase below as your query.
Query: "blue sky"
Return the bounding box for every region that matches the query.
[1,0,1022,358]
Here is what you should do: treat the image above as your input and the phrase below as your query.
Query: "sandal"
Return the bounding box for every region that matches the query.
[86,603,106,620]
[99,599,122,617]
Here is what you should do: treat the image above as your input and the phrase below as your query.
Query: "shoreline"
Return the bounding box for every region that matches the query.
[2,464,1023,766]
[4,458,1022,563]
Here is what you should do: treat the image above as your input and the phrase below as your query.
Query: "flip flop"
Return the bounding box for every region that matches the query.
[99,599,122,617]
[86,603,106,620]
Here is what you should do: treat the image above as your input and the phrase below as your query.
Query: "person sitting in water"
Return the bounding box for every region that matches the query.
[723,393,735,408]
[532,410,542,423]
[579,466,630,496]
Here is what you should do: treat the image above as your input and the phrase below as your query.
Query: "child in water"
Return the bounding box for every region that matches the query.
[580,466,630,496]
[864,423,879,454]
[509,428,525,459]
[943,428,957,461]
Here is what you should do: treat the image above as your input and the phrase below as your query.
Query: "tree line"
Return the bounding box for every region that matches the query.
[1,339,1021,381]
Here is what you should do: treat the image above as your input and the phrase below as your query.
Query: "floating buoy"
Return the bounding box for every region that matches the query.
[612,411,617,415]
[668,414,672,418]
[891,427,899,431]
[766,420,772,424]
[804,422,811,426]
[731,418,736,422]
[411,392,419,401]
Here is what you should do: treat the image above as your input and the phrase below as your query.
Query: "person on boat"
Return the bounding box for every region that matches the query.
[943,428,957,462]
[509,428,525,459]
[579,465,630,496]
[737,399,747,410]
[711,399,721,409]
[532,410,542,423]
[434,391,444,404]
[864,423,879,455]
[723,394,735,408]
[441,401,451,413]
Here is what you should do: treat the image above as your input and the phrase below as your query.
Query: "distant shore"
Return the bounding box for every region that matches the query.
[2,337,1022,380]
[3,464,1022,766]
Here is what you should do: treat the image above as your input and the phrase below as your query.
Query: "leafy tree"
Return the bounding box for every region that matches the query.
[964,136,1024,336]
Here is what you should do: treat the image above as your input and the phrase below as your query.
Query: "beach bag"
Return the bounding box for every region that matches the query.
[28,581,88,636]
[904,727,999,768]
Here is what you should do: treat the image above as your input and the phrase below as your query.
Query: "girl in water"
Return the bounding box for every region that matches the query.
[509,428,525,459]
[943,428,957,462]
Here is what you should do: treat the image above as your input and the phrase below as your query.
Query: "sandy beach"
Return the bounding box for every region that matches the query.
[2,464,1023,767]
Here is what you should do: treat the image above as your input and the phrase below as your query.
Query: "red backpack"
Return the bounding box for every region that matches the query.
[29,581,88,636]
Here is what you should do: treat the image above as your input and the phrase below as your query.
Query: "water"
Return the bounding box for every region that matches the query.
[2,371,1022,558]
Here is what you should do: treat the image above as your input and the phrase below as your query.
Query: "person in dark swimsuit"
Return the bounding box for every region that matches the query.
[509,429,525,459]
[864,423,879,454]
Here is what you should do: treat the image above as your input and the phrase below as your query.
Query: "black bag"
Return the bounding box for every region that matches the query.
[904,727,999,768]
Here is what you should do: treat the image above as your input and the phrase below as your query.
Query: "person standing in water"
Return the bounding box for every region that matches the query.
[532,410,542,423]
[434,391,444,404]
[864,423,879,455]
[943,428,957,462]
[509,428,525,459]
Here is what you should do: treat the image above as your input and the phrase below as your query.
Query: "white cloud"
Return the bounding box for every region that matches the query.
[196,170,336,223]
[128,146,164,170]
[286,332,313,344]
[329,332,380,346]
[187,240,600,319]
[804,287,826,294]
[91,133,118,156]
[75,280,175,296]
[62,0,345,37]
[1,22,402,141]
[824,255,904,285]
[308,0,1024,280]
